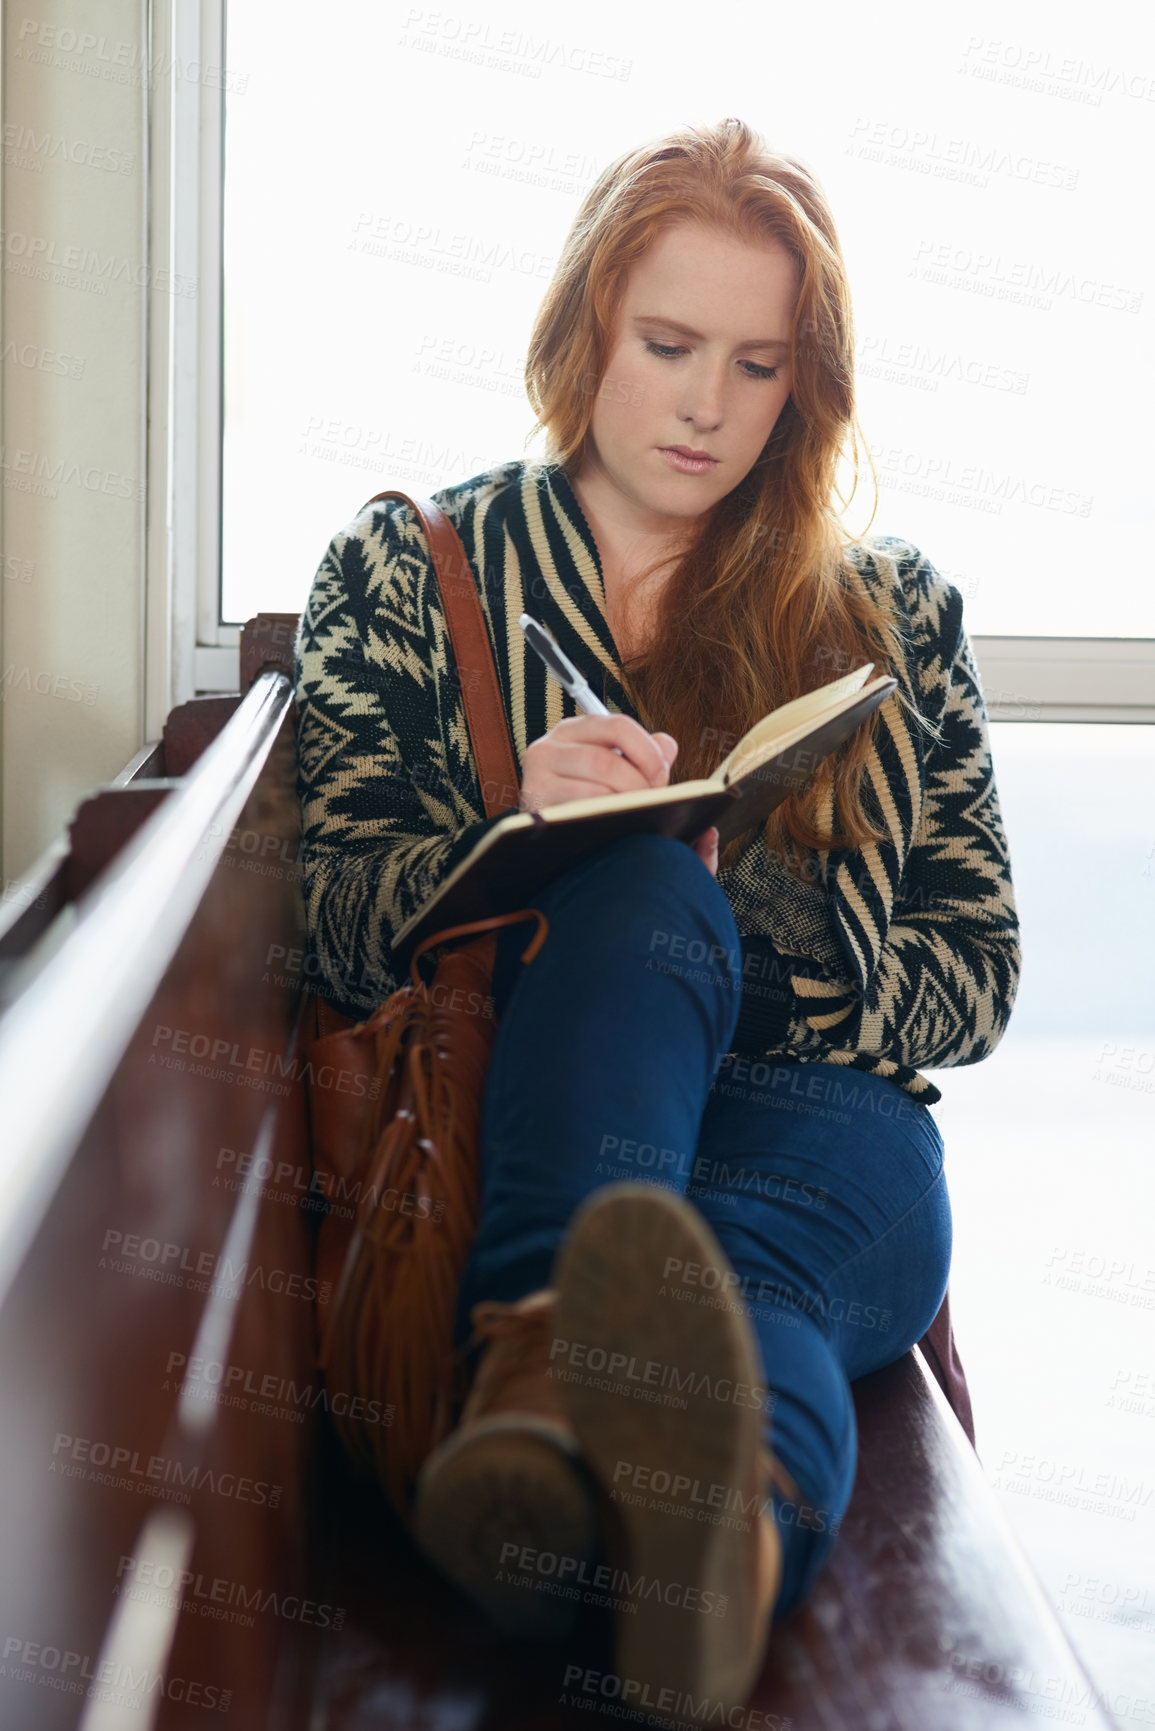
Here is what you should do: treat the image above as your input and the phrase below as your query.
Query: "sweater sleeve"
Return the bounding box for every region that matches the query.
[293,501,511,1018]
[801,622,1021,1069]
[731,566,1022,1087]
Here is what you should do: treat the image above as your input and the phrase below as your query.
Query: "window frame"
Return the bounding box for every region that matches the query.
[147,0,235,718]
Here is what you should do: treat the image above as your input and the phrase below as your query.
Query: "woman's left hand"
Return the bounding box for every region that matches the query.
[690,826,719,877]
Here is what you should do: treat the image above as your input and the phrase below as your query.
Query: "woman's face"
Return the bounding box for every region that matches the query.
[574,219,800,534]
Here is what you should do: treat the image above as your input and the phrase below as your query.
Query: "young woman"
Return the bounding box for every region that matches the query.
[294,118,1021,1720]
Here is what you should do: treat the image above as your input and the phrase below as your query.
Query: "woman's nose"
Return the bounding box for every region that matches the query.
[679,366,725,430]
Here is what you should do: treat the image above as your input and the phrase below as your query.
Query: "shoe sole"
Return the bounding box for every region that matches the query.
[551,1183,775,1717]
[413,1415,597,1639]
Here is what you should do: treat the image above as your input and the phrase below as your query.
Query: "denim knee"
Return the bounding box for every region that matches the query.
[540,831,734,922]
[493,832,744,1040]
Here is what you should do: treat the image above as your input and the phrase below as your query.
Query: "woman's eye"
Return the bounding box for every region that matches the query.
[643,340,779,382]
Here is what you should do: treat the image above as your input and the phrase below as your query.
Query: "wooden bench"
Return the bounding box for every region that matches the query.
[0,621,1114,1730]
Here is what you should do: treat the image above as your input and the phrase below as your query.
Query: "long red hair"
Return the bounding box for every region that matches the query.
[524,117,941,879]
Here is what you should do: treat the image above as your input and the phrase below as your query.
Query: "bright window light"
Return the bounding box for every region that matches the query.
[221,3,1152,635]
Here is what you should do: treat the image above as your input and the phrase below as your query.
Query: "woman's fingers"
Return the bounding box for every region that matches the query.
[690,826,719,877]
[549,714,676,784]
[547,741,669,797]
[520,716,680,813]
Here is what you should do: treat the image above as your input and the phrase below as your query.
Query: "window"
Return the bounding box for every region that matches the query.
[216,4,1153,655]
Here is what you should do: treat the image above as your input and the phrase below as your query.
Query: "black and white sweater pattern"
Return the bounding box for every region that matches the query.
[293,458,1021,1105]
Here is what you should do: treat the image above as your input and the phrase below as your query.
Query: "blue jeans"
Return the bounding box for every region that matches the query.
[454,834,952,1622]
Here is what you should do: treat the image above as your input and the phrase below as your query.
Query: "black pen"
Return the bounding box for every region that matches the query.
[518,613,612,718]
[518,613,709,832]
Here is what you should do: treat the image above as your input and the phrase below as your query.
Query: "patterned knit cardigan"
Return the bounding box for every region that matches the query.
[293,458,1021,1105]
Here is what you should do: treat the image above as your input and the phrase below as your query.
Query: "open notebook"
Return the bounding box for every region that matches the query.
[392,663,896,959]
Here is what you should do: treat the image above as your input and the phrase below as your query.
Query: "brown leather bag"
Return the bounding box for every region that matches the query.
[303,490,548,1519]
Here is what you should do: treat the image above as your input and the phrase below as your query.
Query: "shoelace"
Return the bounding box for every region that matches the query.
[760,1445,801,1506]
[459,1292,803,1508]
[469,1292,557,1340]
[450,1290,560,1417]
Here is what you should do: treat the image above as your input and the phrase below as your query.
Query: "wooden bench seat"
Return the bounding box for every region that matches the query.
[298,1350,1115,1730]
[0,634,1113,1730]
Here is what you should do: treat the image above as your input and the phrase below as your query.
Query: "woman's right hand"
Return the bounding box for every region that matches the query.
[519,714,679,813]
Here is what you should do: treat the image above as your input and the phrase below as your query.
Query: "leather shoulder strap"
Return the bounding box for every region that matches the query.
[364,488,520,820]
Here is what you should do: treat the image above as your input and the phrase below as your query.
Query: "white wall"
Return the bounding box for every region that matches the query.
[1,1,148,883]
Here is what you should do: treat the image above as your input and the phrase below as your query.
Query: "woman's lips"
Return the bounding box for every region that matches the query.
[658,447,719,476]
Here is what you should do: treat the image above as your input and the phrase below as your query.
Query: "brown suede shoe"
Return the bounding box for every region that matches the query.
[413,1289,598,1638]
[551,1184,796,1723]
